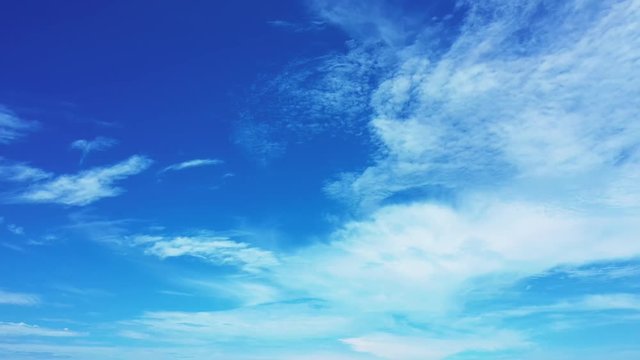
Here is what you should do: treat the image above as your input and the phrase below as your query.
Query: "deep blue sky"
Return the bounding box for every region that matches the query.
[1,1,639,359]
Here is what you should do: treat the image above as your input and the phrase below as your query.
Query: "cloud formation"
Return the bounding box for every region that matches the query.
[324,0,640,210]
[160,158,223,173]
[0,105,38,144]
[0,160,52,182]
[0,290,40,306]
[0,322,82,337]
[13,155,152,206]
[109,1,640,358]
[133,234,278,273]
[70,137,118,165]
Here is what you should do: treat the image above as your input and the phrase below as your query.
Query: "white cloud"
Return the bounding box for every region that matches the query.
[0,322,83,337]
[70,137,117,164]
[473,293,640,322]
[0,161,52,182]
[559,263,640,280]
[13,155,152,206]
[6,223,24,235]
[323,0,640,209]
[0,105,38,144]
[0,342,371,360]
[274,199,640,315]
[234,41,387,163]
[135,235,278,272]
[123,302,353,343]
[160,158,223,173]
[342,331,528,360]
[0,290,40,306]
[110,197,639,358]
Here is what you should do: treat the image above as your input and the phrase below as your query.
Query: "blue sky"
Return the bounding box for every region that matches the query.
[1,0,639,359]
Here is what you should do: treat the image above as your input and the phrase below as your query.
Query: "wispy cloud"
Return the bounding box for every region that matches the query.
[133,234,278,273]
[122,302,351,342]
[234,41,386,163]
[160,158,223,173]
[486,293,640,319]
[342,331,528,360]
[321,0,640,210]
[0,322,83,337]
[70,137,117,165]
[0,105,38,144]
[12,155,152,206]
[52,284,113,298]
[0,290,40,306]
[0,160,52,182]
[6,223,24,235]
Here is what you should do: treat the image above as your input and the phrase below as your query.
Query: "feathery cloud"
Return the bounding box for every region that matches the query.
[323,0,640,210]
[0,105,38,144]
[13,155,152,206]
[70,137,118,165]
[160,158,223,173]
[0,160,52,182]
[0,290,40,306]
[134,234,278,273]
[0,322,82,337]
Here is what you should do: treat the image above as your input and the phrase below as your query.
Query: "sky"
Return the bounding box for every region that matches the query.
[0,0,639,359]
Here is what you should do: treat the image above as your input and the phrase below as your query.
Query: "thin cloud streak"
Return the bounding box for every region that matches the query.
[0,105,38,144]
[11,155,152,206]
[160,158,223,173]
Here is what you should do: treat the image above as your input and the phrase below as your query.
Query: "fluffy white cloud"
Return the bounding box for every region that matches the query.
[0,290,40,306]
[0,105,38,144]
[160,158,223,173]
[274,199,640,315]
[13,155,152,206]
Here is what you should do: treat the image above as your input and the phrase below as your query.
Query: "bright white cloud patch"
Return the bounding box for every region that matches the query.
[70,137,118,164]
[160,158,223,173]
[342,331,528,360]
[326,0,640,210]
[134,235,278,272]
[0,290,40,306]
[273,200,639,312]
[14,155,152,206]
[0,105,38,144]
